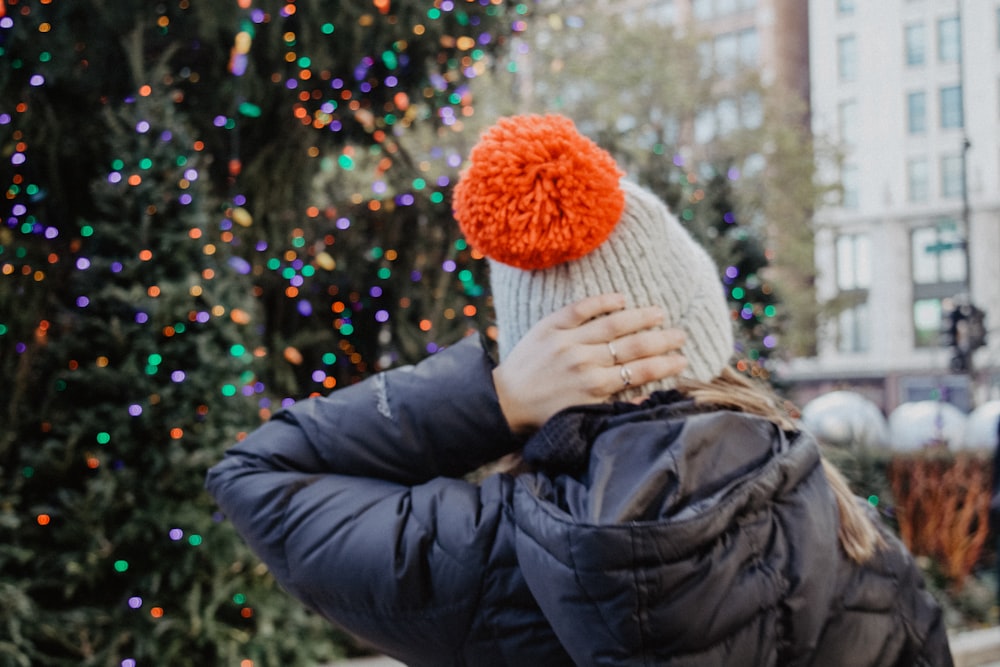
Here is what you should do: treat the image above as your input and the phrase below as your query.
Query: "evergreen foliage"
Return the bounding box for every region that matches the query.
[1,46,340,667]
[0,1,513,664]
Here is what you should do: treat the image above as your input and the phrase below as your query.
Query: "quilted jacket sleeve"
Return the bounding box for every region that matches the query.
[205,335,522,665]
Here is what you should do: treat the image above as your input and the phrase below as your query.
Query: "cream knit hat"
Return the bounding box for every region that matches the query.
[453,114,734,400]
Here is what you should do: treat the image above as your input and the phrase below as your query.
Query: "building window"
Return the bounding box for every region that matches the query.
[716,98,739,136]
[693,0,713,20]
[716,0,737,15]
[738,28,759,67]
[940,85,963,129]
[838,35,858,82]
[710,29,757,75]
[907,91,927,134]
[697,41,713,79]
[692,0,755,17]
[838,99,858,146]
[902,375,972,412]
[838,0,855,16]
[907,157,929,202]
[741,92,763,129]
[694,109,716,143]
[839,303,870,352]
[913,299,944,348]
[940,154,964,198]
[641,0,676,25]
[938,16,960,63]
[912,225,966,285]
[905,23,926,66]
[841,163,859,208]
[912,224,966,348]
[710,94,765,136]
[714,32,739,76]
[836,233,871,291]
[835,233,870,353]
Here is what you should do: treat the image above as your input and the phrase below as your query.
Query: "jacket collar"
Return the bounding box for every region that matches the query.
[522,390,706,475]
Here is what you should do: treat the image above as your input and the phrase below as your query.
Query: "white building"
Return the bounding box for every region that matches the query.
[784,0,1000,412]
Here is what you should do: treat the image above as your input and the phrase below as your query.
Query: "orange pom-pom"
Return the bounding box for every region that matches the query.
[453,114,625,270]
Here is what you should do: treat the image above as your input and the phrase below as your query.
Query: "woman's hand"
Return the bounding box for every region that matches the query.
[492,293,687,435]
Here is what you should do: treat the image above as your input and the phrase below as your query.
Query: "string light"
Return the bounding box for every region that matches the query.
[1,3,510,663]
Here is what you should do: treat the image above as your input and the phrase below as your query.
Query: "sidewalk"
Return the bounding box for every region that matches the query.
[325,627,1000,666]
[326,656,402,667]
[952,627,1000,667]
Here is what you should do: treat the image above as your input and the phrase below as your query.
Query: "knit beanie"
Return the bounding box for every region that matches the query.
[453,114,734,400]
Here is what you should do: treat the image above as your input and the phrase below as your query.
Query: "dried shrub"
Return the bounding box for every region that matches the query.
[887,450,992,589]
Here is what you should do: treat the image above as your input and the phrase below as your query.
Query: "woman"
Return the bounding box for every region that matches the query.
[207,115,951,666]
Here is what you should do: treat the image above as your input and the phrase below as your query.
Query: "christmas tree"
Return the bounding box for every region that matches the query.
[1,1,514,664]
[196,0,513,398]
[0,29,343,667]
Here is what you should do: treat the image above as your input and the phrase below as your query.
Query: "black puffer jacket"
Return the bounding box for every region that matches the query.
[206,335,952,666]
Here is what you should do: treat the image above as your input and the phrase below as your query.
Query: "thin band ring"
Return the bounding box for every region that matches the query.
[607,341,619,365]
[619,364,632,387]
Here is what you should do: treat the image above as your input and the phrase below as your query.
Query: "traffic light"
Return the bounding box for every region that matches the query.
[941,306,960,348]
[940,301,987,373]
[966,304,987,351]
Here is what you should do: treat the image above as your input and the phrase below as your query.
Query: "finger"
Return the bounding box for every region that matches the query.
[605,355,688,395]
[577,305,665,344]
[602,328,686,367]
[547,293,627,329]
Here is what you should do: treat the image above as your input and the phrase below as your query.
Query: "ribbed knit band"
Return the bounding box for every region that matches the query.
[490,180,734,401]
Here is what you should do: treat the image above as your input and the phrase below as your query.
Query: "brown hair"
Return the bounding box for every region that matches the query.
[678,367,884,564]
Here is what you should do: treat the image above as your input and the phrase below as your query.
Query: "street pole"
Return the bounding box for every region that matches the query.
[956,0,975,388]
[957,0,971,301]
